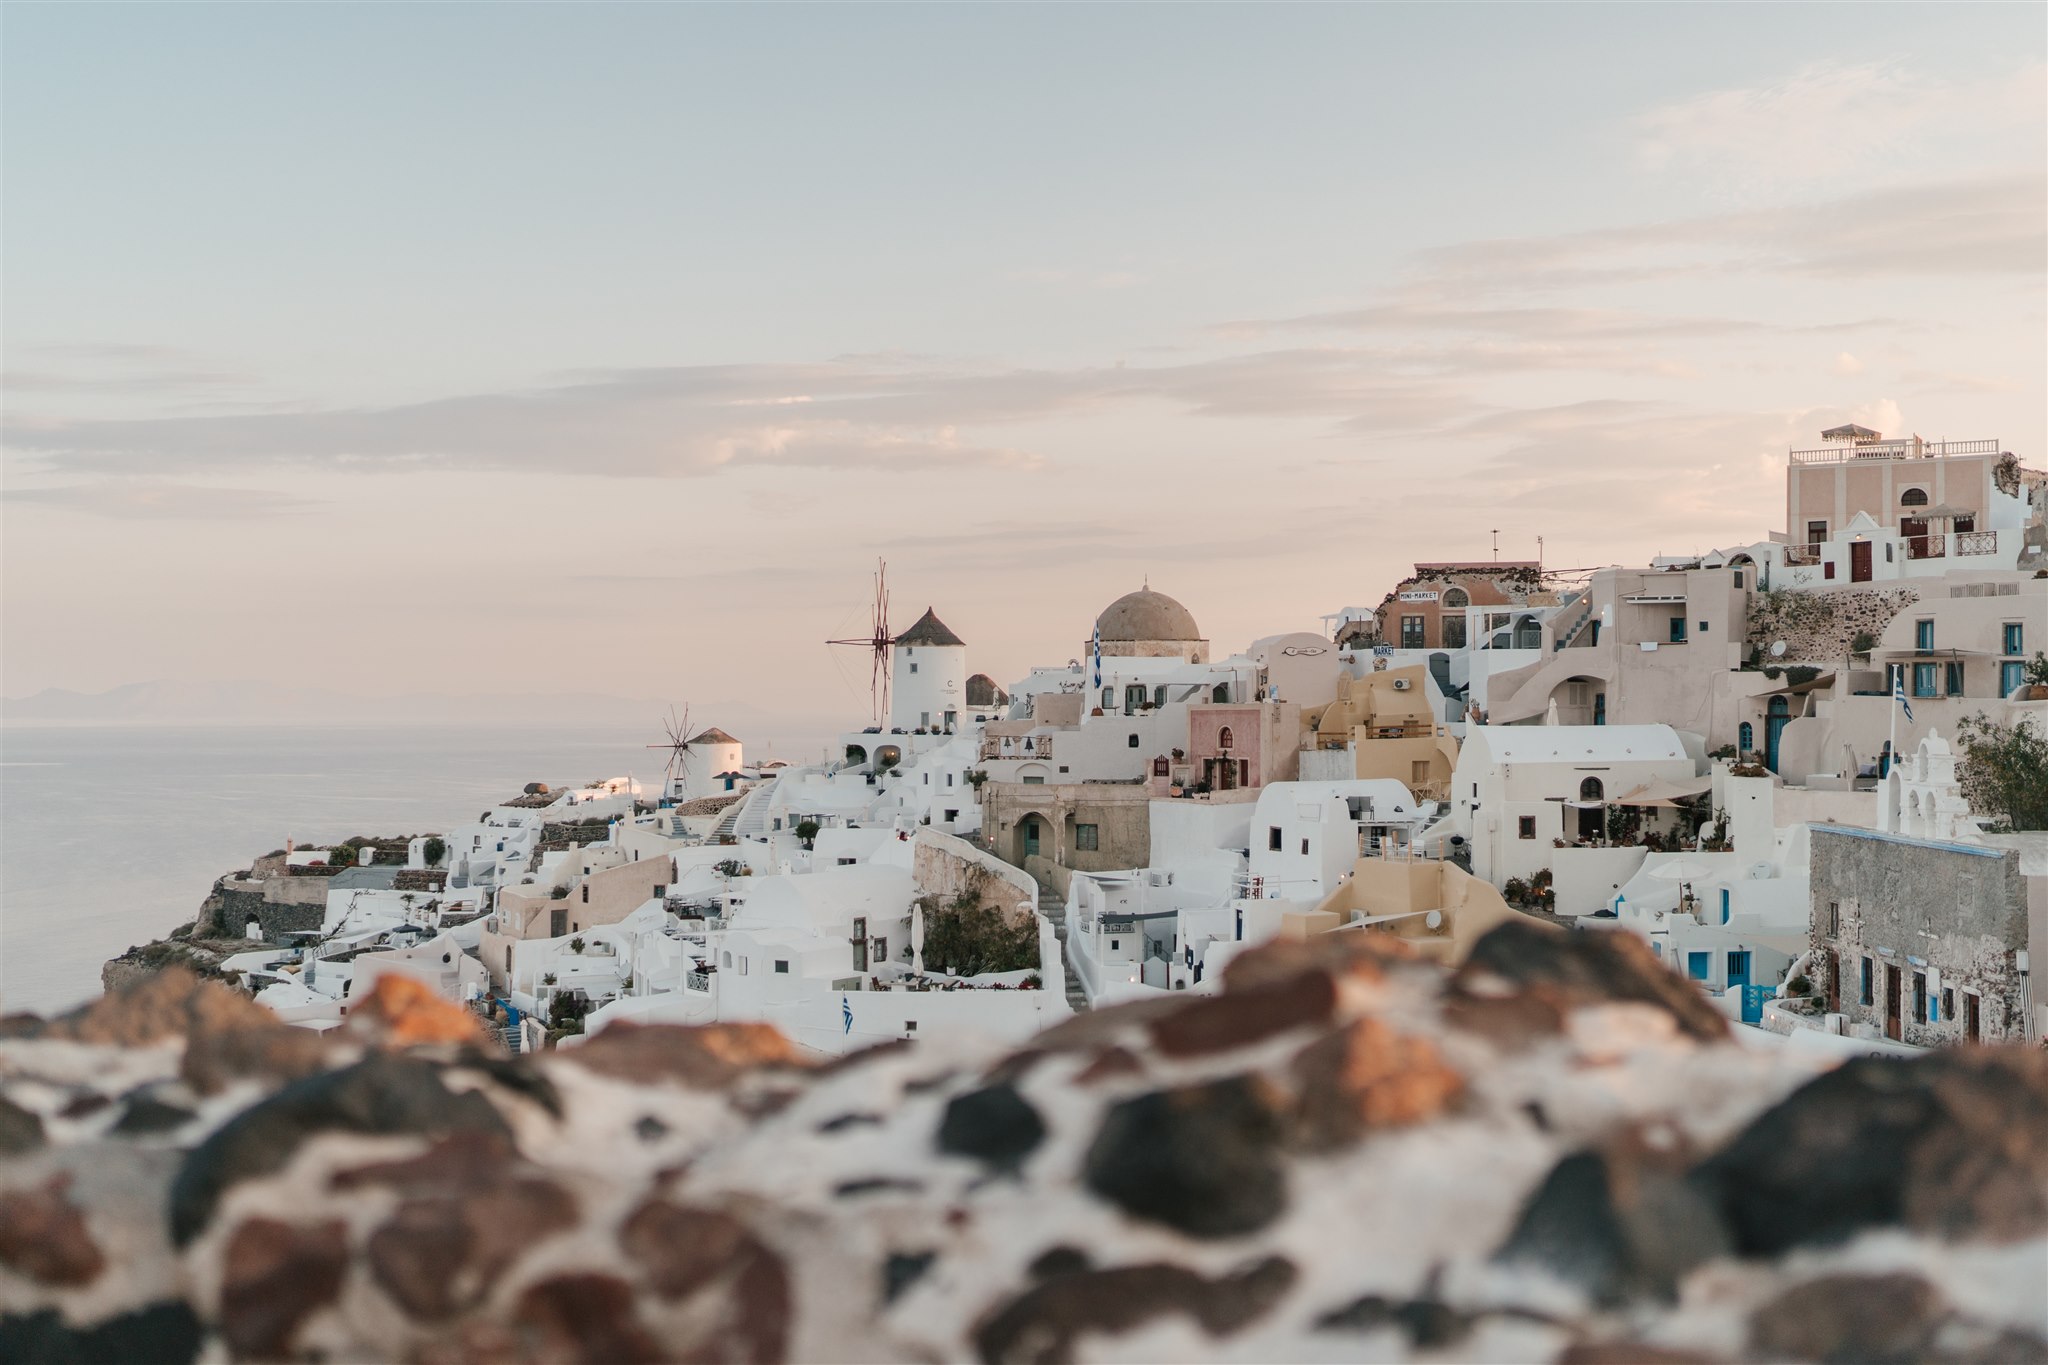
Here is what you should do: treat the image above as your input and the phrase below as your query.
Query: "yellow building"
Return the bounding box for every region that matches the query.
[1277,854,1544,965]
[1310,665,1459,799]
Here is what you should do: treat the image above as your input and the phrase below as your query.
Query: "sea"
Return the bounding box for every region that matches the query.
[0,725,673,1016]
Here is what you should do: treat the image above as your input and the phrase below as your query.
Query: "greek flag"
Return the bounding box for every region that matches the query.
[1091,622,1102,690]
[841,995,853,1034]
[1894,671,1913,723]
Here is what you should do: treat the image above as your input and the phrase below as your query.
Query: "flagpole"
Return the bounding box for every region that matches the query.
[1888,666,1899,778]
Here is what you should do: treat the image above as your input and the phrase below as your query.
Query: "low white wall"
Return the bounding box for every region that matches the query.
[1552,845,1649,916]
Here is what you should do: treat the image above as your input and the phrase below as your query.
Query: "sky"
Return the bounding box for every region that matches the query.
[3,4,2043,734]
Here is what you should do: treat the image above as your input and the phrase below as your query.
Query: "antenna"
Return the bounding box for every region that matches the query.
[1492,529,1499,562]
[646,703,693,801]
[827,557,894,727]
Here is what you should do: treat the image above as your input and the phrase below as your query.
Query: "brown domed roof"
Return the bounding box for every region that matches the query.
[966,673,1009,707]
[1096,589,1201,643]
[687,727,740,746]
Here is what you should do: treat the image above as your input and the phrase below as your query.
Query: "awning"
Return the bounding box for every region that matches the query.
[1612,774,1713,804]
[1756,671,1835,697]
[1922,503,1975,520]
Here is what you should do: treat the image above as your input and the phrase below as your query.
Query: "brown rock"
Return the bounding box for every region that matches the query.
[1748,1273,1947,1364]
[1072,1046,1145,1086]
[1147,970,1337,1059]
[1221,931,1417,994]
[218,1217,350,1361]
[1451,921,1728,1043]
[0,1173,106,1286]
[618,1197,790,1362]
[508,1273,665,1365]
[335,1133,578,1321]
[0,966,334,1095]
[975,1256,1297,1363]
[342,974,493,1050]
[563,1021,812,1089]
[1555,1343,1718,1364]
[1290,1017,1464,1148]
[1441,991,1568,1049]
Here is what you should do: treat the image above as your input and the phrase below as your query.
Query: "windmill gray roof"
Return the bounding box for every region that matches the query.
[894,607,965,648]
[966,673,1009,707]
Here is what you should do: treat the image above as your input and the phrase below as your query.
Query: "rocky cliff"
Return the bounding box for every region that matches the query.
[3,926,2044,1364]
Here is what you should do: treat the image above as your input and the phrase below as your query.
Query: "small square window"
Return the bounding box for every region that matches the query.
[908,662,919,673]
[1300,838,1310,855]
[1268,827,1283,850]
[1697,620,1709,634]
[774,960,789,974]
[1128,734,1140,748]
[943,809,958,822]
[1076,824,1099,851]
[1518,816,1536,839]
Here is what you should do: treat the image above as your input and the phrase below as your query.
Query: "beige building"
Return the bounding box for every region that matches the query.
[1786,426,2010,557]
[1310,665,1459,798]
[479,853,673,988]
[1296,855,1540,965]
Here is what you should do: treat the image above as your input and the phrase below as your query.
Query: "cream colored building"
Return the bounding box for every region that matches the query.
[1310,664,1459,798]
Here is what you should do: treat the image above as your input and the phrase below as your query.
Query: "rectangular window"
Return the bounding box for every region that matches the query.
[1733,570,1744,588]
[2003,622,2024,656]
[1669,617,1688,643]
[1686,951,1710,981]
[1823,561,1836,580]
[1441,615,1466,649]
[1912,662,1938,697]
[1075,824,1099,851]
[1727,950,1750,981]
[837,857,857,865]
[1915,619,1934,651]
[1860,957,1873,1007]
[1945,661,1964,696]
[1021,775,1045,785]
[1697,620,1709,634]
[2002,661,2025,696]
[1806,520,1828,545]
[873,936,887,964]
[1300,838,1310,855]
[908,662,918,673]
[1912,971,1927,1023]
[943,809,958,822]
[1941,987,1953,1023]
[946,773,954,786]
[1518,816,1536,839]
[1400,615,1426,649]
[774,960,789,974]
[1827,901,1839,937]
[1269,826,1284,851]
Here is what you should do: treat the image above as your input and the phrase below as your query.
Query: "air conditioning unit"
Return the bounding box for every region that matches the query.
[1392,678,1412,691]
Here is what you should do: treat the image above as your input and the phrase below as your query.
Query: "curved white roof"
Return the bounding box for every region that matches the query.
[735,864,913,933]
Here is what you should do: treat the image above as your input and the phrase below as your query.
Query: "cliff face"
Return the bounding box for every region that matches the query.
[4,927,2045,1365]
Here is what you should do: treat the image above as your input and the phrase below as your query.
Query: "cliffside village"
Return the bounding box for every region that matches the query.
[160,427,2048,1058]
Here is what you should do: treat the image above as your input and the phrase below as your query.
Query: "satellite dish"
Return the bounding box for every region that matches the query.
[1769,641,1788,658]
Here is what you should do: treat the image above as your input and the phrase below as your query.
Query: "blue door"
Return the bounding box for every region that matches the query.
[1765,697,1790,772]
[1741,983,1771,1025]
[1726,951,1750,989]
[1686,951,1710,981]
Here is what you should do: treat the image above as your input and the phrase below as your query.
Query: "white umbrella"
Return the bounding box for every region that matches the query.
[1647,856,1715,882]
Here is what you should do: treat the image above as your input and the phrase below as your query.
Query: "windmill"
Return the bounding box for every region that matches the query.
[646,703,693,803]
[827,557,894,727]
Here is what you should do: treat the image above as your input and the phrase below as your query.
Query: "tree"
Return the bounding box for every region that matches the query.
[795,820,821,850]
[422,837,446,866]
[1954,712,2048,831]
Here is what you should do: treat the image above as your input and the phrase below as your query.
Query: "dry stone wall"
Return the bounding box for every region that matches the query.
[4,934,2045,1364]
[1746,586,1920,665]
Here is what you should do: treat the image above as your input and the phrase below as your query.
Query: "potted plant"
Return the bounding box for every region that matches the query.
[795,820,821,850]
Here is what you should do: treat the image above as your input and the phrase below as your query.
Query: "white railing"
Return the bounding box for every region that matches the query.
[1789,438,1998,464]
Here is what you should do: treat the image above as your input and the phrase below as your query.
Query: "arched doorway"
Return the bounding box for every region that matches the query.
[1014,814,1047,864]
[1576,775,1606,841]
[1738,721,1753,756]
[1765,695,1790,772]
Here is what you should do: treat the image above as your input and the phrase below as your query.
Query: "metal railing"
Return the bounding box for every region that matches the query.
[979,735,1052,761]
[1789,438,1998,464]
[1908,535,1946,560]
[1956,530,1999,557]
[686,970,711,992]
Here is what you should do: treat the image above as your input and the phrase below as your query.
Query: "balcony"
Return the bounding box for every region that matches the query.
[980,735,1052,761]
[1907,535,1946,561]
[1957,530,1999,557]
[686,970,712,992]
[1789,438,1998,465]
[1784,543,1823,566]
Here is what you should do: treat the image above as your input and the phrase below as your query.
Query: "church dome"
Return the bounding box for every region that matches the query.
[1096,589,1201,643]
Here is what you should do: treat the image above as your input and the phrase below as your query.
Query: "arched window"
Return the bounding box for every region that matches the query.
[1900,487,1929,507]
[1579,776,1604,801]
[1739,722,1754,753]
[1442,587,1470,609]
[1153,755,1170,777]
[1218,726,1235,750]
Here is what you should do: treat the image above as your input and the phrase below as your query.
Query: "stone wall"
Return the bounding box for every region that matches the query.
[1746,586,1920,664]
[911,829,1035,924]
[1809,826,2027,1044]
[4,946,2043,1364]
[212,878,327,944]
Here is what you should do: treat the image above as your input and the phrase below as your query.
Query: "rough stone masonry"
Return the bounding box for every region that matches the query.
[1,926,2044,1364]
